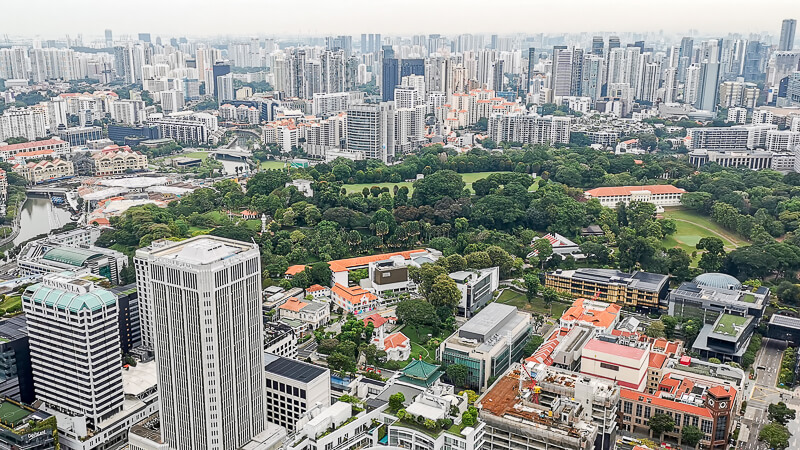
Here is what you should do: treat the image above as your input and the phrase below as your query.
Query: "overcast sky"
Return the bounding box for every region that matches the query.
[3,0,796,39]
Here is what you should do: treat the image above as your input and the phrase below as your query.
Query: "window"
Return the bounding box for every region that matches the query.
[635,404,643,417]
[624,402,632,414]
[701,419,713,434]
[600,362,620,371]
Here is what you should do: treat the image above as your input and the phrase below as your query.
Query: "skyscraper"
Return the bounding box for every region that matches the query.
[105,29,113,46]
[492,60,504,92]
[591,36,604,56]
[212,62,230,100]
[695,39,723,111]
[347,103,395,163]
[135,236,266,450]
[608,36,620,50]
[526,47,536,94]
[551,46,573,97]
[677,37,694,83]
[22,272,124,427]
[779,19,797,51]
[381,46,399,101]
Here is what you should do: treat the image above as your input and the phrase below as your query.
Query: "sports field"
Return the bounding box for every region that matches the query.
[660,208,747,264]
[0,400,31,427]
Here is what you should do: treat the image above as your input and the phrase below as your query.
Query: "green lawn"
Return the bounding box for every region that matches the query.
[261,160,288,170]
[714,313,748,336]
[660,208,747,264]
[0,295,21,313]
[341,171,526,195]
[496,289,569,318]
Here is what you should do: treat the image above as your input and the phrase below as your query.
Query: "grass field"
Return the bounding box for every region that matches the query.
[0,295,21,313]
[0,400,31,426]
[660,208,747,264]
[496,289,569,318]
[261,160,288,170]
[341,171,536,195]
[714,313,748,336]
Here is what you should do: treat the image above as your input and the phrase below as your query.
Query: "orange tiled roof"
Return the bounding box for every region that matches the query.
[327,250,426,273]
[285,265,307,276]
[12,149,54,157]
[306,284,327,292]
[561,298,621,329]
[279,297,308,312]
[585,185,686,197]
[648,352,667,369]
[363,313,389,328]
[0,138,67,152]
[620,388,712,417]
[708,385,735,398]
[331,283,377,304]
[384,332,409,349]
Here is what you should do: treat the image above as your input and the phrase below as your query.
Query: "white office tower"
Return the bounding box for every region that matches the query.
[216,73,234,104]
[136,236,266,450]
[22,272,124,432]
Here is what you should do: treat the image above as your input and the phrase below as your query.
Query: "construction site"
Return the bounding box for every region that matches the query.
[477,365,599,450]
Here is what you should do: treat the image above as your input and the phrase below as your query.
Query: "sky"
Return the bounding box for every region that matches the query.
[3,0,797,39]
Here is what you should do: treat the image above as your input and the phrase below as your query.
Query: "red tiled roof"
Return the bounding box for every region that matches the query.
[708,385,735,399]
[584,339,647,361]
[306,284,327,293]
[363,313,388,328]
[561,298,621,329]
[620,388,712,417]
[384,332,409,349]
[648,352,667,369]
[585,185,686,197]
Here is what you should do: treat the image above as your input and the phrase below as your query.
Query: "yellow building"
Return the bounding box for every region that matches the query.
[544,268,669,309]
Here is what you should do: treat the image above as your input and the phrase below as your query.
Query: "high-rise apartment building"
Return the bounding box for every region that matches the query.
[779,19,797,51]
[591,36,604,56]
[135,236,266,450]
[346,103,396,163]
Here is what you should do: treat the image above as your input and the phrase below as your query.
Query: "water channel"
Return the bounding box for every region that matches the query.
[12,197,74,247]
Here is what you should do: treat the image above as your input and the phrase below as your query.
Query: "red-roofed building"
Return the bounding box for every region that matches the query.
[0,138,70,161]
[584,185,685,209]
[620,372,736,450]
[362,313,389,332]
[375,332,410,361]
[305,284,330,299]
[284,265,308,278]
[328,250,429,286]
[559,298,622,334]
[330,283,378,314]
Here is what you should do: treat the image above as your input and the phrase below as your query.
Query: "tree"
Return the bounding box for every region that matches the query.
[461,410,476,427]
[428,274,461,311]
[389,392,405,411]
[667,247,692,281]
[523,273,540,302]
[466,251,493,269]
[541,287,559,313]
[648,413,675,440]
[768,402,797,425]
[524,335,545,356]
[532,238,553,268]
[327,352,356,374]
[759,422,791,449]
[681,425,704,448]
[446,364,469,388]
[644,321,666,339]
[246,170,291,197]
[412,170,465,206]
[409,264,448,298]
[697,237,726,273]
[708,357,722,364]
[446,254,468,272]
[395,299,439,336]
[661,315,678,339]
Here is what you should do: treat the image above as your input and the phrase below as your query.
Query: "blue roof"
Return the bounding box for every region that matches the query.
[25,284,117,313]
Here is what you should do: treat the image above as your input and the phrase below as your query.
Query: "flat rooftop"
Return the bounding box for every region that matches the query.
[713,314,749,337]
[553,268,667,292]
[770,314,800,328]
[264,352,327,383]
[458,303,517,340]
[149,236,255,265]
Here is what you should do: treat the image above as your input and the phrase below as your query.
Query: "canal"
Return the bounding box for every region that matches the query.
[12,197,74,247]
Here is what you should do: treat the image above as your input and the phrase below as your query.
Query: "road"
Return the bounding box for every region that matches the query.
[740,337,792,450]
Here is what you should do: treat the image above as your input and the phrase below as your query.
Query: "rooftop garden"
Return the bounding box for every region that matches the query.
[714,314,748,336]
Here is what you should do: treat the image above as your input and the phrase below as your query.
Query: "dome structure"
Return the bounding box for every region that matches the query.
[693,273,742,290]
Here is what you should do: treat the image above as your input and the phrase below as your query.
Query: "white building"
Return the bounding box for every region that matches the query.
[0,107,48,141]
[22,272,125,436]
[584,185,686,209]
[487,113,571,145]
[726,107,748,124]
[135,236,267,450]
[264,353,331,434]
[312,91,364,116]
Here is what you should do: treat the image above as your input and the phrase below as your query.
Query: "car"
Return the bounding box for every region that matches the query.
[757,365,766,370]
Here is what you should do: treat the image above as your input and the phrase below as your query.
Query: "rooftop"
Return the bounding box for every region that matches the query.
[585,185,685,197]
[584,338,647,361]
[149,236,255,265]
[24,281,116,313]
[264,352,327,383]
[769,314,800,328]
[713,314,749,337]
[553,268,668,293]
[41,246,104,267]
[458,303,517,340]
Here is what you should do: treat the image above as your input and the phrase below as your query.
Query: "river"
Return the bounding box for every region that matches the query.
[12,197,74,247]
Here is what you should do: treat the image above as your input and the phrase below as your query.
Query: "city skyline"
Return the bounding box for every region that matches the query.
[2,0,798,38]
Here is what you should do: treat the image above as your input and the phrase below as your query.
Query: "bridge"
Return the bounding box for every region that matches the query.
[26,186,70,197]
[210,149,252,162]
